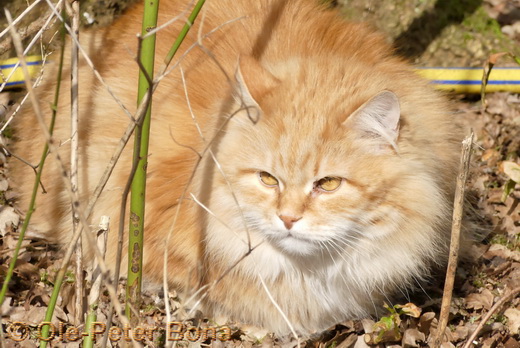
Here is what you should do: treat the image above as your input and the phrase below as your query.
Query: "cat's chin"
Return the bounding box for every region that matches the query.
[269,232,320,256]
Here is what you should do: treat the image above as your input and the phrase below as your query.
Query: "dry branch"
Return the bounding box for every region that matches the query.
[462,286,520,348]
[65,0,83,326]
[432,132,474,348]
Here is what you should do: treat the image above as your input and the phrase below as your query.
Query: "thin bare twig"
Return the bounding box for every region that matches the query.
[462,286,520,348]
[159,19,246,327]
[256,265,301,347]
[44,0,135,121]
[83,216,109,348]
[181,243,260,315]
[5,11,137,347]
[90,16,245,221]
[100,128,144,348]
[154,15,245,85]
[0,5,60,93]
[0,0,44,52]
[160,103,258,321]
[88,216,110,306]
[65,0,83,326]
[432,132,474,348]
[163,48,296,339]
[0,51,50,133]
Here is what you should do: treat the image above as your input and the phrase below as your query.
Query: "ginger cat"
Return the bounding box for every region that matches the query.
[9,0,463,336]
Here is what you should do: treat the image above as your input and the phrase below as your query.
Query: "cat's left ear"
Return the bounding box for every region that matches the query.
[235,56,279,123]
[343,90,400,153]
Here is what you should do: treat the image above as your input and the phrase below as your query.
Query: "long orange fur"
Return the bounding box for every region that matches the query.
[10,0,463,335]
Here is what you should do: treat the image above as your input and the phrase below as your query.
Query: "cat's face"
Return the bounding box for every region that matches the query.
[211,69,412,258]
[236,141,366,257]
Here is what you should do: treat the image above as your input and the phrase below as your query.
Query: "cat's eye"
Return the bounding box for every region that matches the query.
[258,171,279,187]
[315,177,342,192]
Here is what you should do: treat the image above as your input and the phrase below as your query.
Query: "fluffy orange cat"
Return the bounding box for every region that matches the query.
[10,0,463,336]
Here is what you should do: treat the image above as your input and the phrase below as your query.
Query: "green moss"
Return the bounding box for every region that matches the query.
[491,234,509,246]
[40,269,53,286]
[472,272,486,288]
[463,7,502,36]
[488,313,508,326]
[461,6,519,56]
[142,303,157,312]
[463,32,474,42]
[490,234,520,251]
[64,269,75,283]
[469,316,480,323]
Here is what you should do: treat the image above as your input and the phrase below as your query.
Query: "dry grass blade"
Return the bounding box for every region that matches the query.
[481,52,520,108]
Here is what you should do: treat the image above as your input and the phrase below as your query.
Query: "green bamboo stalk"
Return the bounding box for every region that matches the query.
[125,0,207,322]
[163,0,206,66]
[126,0,160,321]
[82,305,97,347]
[0,17,66,347]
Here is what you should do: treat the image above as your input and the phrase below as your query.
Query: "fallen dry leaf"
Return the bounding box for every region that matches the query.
[465,289,494,310]
[0,206,19,236]
[449,325,469,343]
[485,244,520,263]
[500,161,520,182]
[401,328,425,347]
[504,307,520,335]
[0,178,8,191]
[418,312,436,335]
[504,337,520,348]
[335,334,357,348]
[395,303,422,318]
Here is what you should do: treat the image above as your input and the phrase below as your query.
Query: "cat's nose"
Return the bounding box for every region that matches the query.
[279,215,302,230]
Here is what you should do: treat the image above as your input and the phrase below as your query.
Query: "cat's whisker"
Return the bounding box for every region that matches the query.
[411,273,434,302]
[332,233,372,256]
[375,282,396,315]
[394,278,412,303]
[179,58,254,250]
[189,192,249,246]
[325,240,379,317]
[321,240,357,294]
[180,66,205,142]
[334,243,378,305]
[207,150,253,249]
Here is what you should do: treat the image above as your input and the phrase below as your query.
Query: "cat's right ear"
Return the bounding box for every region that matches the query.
[343,90,401,154]
[234,56,279,123]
